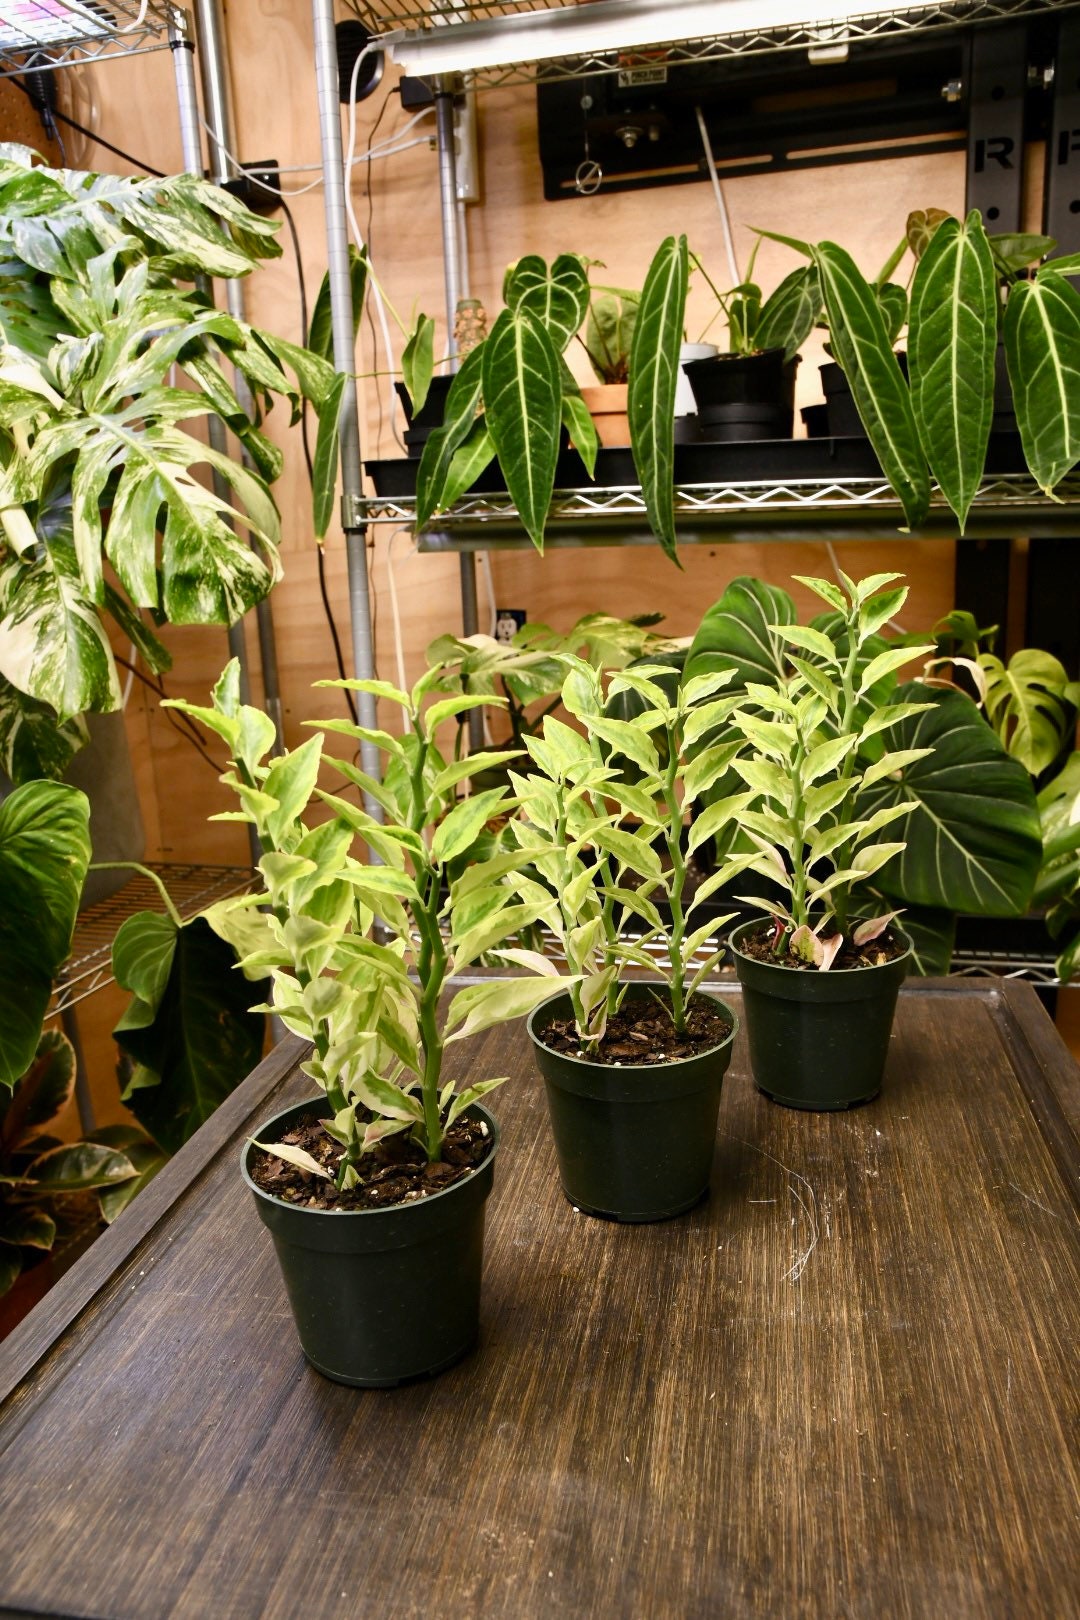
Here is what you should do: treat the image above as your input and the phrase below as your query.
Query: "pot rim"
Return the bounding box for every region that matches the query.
[728,916,914,974]
[526,984,738,1071]
[240,1095,499,1219]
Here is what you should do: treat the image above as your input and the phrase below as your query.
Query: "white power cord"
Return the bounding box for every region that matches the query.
[695,105,740,288]
[384,526,417,722]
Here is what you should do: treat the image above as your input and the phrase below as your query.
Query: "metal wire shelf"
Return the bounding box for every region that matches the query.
[345,0,1080,87]
[0,0,177,78]
[356,471,1080,546]
[51,862,254,1016]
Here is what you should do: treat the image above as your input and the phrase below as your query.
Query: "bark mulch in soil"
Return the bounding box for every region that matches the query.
[736,924,906,973]
[538,993,732,1067]
[250,1114,491,1212]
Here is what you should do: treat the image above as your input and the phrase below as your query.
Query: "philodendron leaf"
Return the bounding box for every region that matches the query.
[854,682,1041,915]
[503,253,590,353]
[755,264,822,360]
[628,234,688,564]
[908,211,996,531]
[682,575,797,693]
[812,241,931,530]
[312,371,346,541]
[112,911,178,1012]
[1005,270,1080,493]
[481,307,562,553]
[0,780,90,1089]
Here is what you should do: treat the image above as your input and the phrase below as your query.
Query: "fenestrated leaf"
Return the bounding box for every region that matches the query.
[503,253,589,354]
[908,211,997,530]
[112,917,266,1154]
[854,682,1041,915]
[1005,270,1080,493]
[628,235,688,563]
[481,307,562,553]
[981,648,1079,776]
[756,264,822,360]
[813,240,931,529]
[0,780,90,1088]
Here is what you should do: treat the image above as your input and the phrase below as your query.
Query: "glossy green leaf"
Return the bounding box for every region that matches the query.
[581,286,639,382]
[27,1140,135,1191]
[111,911,178,1010]
[308,244,367,362]
[756,264,822,359]
[628,235,688,563]
[980,649,1079,776]
[401,313,436,414]
[503,253,590,353]
[481,307,562,553]
[441,422,496,509]
[0,780,90,1088]
[855,683,1041,915]
[0,1029,75,1146]
[1005,270,1080,493]
[813,241,931,529]
[312,370,346,541]
[415,345,485,530]
[908,212,996,530]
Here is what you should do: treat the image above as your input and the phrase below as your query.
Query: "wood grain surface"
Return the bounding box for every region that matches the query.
[0,980,1076,1620]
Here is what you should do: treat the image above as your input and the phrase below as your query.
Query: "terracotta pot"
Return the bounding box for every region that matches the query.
[580,382,630,448]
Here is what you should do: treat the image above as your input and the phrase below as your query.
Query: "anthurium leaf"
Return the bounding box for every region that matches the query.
[503,252,590,353]
[812,241,931,529]
[756,264,822,360]
[308,244,367,362]
[1005,271,1080,493]
[441,422,497,509]
[481,307,562,553]
[0,780,90,1089]
[628,234,688,563]
[980,649,1079,776]
[581,286,639,382]
[560,361,599,478]
[415,344,485,529]
[312,371,346,541]
[908,211,996,531]
[854,682,1041,914]
[112,917,266,1154]
[401,312,436,416]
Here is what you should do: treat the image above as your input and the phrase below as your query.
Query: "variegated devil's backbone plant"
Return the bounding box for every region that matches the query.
[166,661,567,1184]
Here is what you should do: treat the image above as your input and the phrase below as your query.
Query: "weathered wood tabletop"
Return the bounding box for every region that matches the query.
[1,980,1078,1620]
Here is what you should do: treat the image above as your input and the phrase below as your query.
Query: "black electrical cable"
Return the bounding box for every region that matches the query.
[11,75,166,174]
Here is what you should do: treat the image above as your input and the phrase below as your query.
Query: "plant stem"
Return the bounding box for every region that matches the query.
[831,611,865,936]
[88,862,182,927]
[662,726,689,1035]
[790,728,810,931]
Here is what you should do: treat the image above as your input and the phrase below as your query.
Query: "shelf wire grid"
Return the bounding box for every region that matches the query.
[51,862,255,1015]
[344,0,1079,86]
[0,0,176,78]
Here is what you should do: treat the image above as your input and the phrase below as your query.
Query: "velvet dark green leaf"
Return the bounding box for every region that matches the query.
[1005,270,1080,493]
[481,308,561,553]
[628,235,688,563]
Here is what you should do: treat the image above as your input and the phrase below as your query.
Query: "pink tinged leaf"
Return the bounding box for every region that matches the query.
[819,934,844,972]
[853,911,902,946]
[789,925,824,966]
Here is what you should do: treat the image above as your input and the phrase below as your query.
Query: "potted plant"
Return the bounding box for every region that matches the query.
[576,275,640,446]
[167,658,563,1386]
[678,243,822,441]
[503,654,744,1221]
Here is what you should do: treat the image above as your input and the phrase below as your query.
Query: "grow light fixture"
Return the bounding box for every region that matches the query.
[383,0,1055,76]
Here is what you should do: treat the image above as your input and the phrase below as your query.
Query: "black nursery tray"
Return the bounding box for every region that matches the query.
[365,432,1029,500]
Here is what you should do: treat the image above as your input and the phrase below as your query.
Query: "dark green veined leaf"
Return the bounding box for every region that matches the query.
[1005,270,1080,493]
[308,244,367,362]
[888,903,956,975]
[560,360,599,478]
[988,231,1055,275]
[0,1029,75,1146]
[980,649,1079,776]
[908,212,996,531]
[415,344,485,529]
[441,422,496,509]
[813,241,931,529]
[854,683,1041,915]
[0,780,90,1088]
[628,234,688,563]
[756,265,822,360]
[112,911,179,1010]
[0,531,121,720]
[312,370,346,541]
[481,307,561,553]
[401,313,436,414]
[876,282,908,347]
[503,253,590,353]
[0,674,86,784]
[682,575,796,692]
[113,917,266,1155]
[581,287,639,382]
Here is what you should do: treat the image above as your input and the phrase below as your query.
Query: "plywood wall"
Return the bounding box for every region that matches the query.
[30,0,974,870]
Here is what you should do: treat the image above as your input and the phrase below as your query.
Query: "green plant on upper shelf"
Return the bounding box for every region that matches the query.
[692,238,823,360]
[0,143,336,782]
[576,270,640,384]
[681,573,1044,975]
[165,659,565,1178]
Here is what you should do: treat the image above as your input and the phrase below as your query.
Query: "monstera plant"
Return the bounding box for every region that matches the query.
[0,143,335,782]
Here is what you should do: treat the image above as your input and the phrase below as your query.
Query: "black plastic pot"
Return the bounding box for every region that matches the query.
[395,376,454,458]
[820,353,908,438]
[682,349,799,442]
[526,985,738,1222]
[992,340,1015,432]
[242,1097,498,1387]
[729,919,912,1111]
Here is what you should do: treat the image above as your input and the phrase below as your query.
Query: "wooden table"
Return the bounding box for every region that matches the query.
[1,980,1078,1620]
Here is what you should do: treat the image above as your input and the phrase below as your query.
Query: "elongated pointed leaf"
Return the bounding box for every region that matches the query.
[312,371,346,541]
[908,212,996,530]
[756,264,821,360]
[813,241,930,529]
[481,307,561,553]
[308,245,367,362]
[629,235,688,563]
[401,313,435,414]
[415,344,485,529]
[1005,270,1080,493]
[441,422,496,509]
[854,683,1041,915]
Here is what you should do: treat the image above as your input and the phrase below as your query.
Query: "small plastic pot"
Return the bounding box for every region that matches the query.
[526,986,738,1222]
[395,376,454,457]
[242,1097,498,1387]
[820,354,908,438]
[682,349,799,442]
[729,919,912,1110]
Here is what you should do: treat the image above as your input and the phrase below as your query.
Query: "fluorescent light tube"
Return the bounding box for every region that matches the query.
[385,0,970,76]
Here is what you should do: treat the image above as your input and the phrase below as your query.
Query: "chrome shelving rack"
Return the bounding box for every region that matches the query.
[0,0,177,77]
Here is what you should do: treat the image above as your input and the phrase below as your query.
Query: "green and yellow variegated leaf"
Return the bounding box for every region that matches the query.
[0,531,121,719]
[444,975,562,1043]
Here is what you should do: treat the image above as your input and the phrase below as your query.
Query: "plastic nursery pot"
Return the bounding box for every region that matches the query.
[395,376,454,458]
[729,918,913,1111]
[682,348,799,442]
[526,985,738,1223]
[241,1096,499,1388]
[820,354,908,438]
